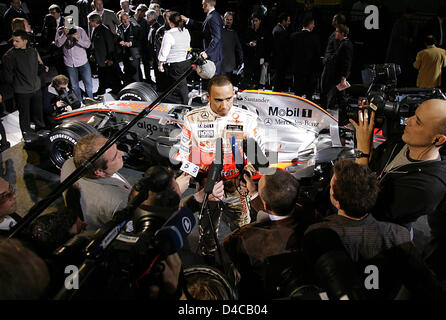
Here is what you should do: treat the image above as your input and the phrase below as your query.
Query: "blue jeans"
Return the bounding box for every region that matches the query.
[66,62,93,101]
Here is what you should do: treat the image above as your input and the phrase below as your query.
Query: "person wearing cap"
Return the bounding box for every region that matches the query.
[176,75,263,260]
[158,11,191,104]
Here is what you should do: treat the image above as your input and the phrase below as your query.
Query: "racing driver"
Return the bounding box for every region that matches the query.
[175,75,264,259]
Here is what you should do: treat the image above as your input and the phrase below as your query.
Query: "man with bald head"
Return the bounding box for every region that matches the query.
[351,99,446,233]
[60,133,131,230]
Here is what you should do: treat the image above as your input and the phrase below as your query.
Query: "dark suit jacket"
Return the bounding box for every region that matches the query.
[117,22,143,59]
[88,9,120,35]
[221,27,243,73]
[271,24,290,70]
[290,29,321,75]
[91,24,117,67]
[188,10,223,72]
[223,207,314,298]
[324,37,353,86]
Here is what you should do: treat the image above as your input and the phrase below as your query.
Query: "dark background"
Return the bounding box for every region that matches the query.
[0,0,444,85]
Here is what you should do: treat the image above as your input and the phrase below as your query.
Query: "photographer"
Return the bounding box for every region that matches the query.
[43,75,81,127]
[55,19,93,102]
[350,99,446,237]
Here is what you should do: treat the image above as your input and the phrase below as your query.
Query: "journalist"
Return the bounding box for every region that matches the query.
[350,99,446,238]
[43,75,81,127]
[55,21,93,102]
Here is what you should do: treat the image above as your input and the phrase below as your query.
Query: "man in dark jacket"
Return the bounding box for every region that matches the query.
[2,30,46,138]
[182,0,223,75]
[88,14,122,96]
[306,159,410,262]
[290,16,321,100]
[351,99,446,237]
[117,12,143,84]
[223,169,315,299]
[243,14,270,89]
[221,12,243,80]
[320,24,353,109]
[271,13,291,92]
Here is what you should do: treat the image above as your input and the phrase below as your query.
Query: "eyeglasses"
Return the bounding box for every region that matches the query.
[0,185,15,202]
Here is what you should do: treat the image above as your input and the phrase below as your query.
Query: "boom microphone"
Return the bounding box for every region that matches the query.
[193,59,216,79]
[153,207,195,256]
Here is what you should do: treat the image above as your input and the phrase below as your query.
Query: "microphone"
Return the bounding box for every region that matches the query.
[153,207,195,257]
[204,138,223,194]
[230,136,244,173]
[193,59,216,79]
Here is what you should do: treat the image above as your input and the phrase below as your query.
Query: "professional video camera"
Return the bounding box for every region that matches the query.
[340,63,446,137]
[53,167,195,300]
[56,87,81,112]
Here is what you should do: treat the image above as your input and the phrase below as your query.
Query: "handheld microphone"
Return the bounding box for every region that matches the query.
[204,138,223,194]
[153,207,195,256]
[230,136,245,173]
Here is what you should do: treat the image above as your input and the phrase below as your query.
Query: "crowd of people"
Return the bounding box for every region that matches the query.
[1,0,446,300]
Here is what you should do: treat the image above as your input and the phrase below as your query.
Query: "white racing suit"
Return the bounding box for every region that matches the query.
[175,104,263,255]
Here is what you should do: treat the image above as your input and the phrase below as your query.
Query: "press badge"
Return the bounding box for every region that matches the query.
[180,160,200,177]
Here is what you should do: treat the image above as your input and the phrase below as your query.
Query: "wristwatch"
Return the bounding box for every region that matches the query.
[355,150,370,158]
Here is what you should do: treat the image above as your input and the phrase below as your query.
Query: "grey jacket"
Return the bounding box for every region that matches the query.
[60,158,132,231]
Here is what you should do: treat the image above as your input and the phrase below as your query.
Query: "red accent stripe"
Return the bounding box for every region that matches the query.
[54,109,184,127]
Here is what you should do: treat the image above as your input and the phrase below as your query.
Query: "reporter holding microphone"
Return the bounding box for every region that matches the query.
[157,11,191,105]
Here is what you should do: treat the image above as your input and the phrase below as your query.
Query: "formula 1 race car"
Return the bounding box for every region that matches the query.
[47,82,356,177]
[47,82,357,179]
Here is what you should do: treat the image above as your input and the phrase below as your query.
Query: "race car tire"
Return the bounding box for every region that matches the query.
[48,120,99,169]
[118,82,159,103]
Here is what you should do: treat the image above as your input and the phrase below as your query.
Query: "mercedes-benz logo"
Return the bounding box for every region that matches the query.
[201,112,209,119]
[264,118,272,126]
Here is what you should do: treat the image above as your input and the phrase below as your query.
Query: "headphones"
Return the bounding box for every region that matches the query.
[433,137,440,146]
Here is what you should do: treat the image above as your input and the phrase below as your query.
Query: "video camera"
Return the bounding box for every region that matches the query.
[64,16,77,35]
[53,167,195,300]
[56,87,81,112]
[341,63,446,137]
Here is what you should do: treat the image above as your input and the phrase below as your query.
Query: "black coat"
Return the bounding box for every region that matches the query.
[290,29,321,75]
[91,24,117,67]
[117,22,143,59]
[271,24,290,69]
[370,138,446,226]
[323,37,353,86]
[188,10,223,70]
[221,27,243,74]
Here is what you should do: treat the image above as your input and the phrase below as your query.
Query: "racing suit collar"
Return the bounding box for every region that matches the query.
[206,103,233,119]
